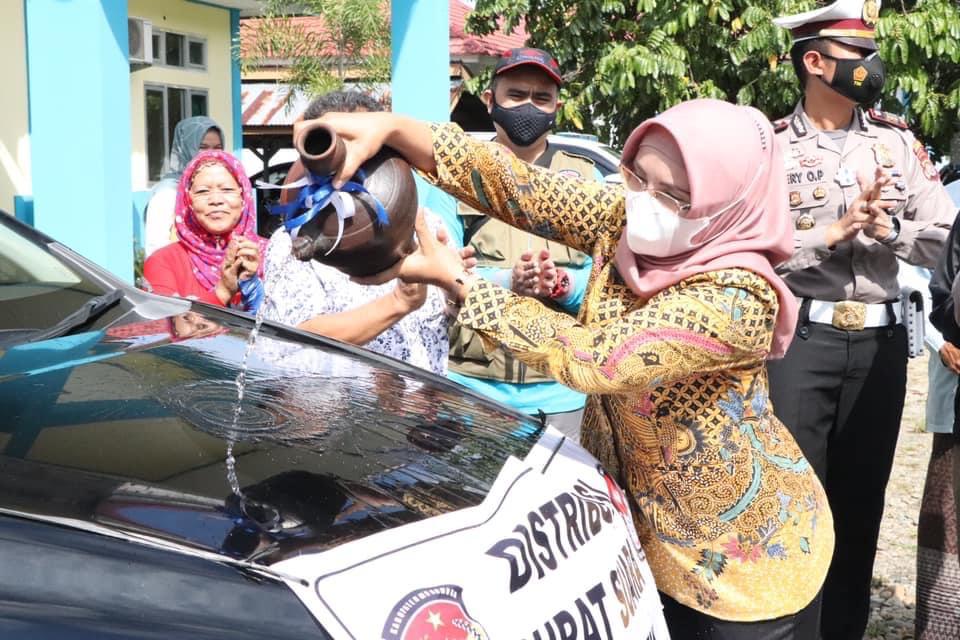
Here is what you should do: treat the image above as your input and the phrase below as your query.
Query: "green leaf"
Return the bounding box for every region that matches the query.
[467,0,960,154]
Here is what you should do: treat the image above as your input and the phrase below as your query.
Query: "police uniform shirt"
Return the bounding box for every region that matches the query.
[774,103,956,304]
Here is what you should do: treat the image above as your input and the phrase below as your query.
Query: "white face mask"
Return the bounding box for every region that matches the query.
[623,163,765,258]
[624,191,710,257]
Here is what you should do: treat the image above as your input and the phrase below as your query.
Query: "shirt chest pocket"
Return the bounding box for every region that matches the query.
[787,183,834,230]
[879,185,908,218]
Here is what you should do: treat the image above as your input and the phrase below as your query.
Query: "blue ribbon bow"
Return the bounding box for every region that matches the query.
[238,275,264,314]
[259,170,389,256]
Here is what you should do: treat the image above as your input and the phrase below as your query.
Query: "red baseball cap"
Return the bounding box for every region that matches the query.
[494,48,563,86]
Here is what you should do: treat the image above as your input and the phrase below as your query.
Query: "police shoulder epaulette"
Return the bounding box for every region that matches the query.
[866,109,909,130]
[772,119,789,134]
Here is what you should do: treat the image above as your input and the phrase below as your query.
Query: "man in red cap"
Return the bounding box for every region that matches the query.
[446,47,600,440]
[766,1,957,638]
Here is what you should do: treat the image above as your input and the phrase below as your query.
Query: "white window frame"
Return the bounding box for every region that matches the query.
[144,83,211,184]
[187,36,207,69]
[151,29,207,71]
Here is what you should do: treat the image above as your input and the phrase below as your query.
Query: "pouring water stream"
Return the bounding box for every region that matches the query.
[226,299,269,497]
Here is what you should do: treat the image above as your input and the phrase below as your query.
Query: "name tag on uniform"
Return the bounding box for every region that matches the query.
[786,167,826,186]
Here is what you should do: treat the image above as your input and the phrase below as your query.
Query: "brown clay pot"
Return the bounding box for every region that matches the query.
[288,122,418,278]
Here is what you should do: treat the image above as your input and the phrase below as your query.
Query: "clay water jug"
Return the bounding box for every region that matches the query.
[288,121,418,278]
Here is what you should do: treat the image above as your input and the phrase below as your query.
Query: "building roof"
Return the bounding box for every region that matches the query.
[240,1,527,131]
[240,0,526,60]
[204,0,261,16]
[449,0,526,56]
[241,83,313,128]
[241,81,464,129]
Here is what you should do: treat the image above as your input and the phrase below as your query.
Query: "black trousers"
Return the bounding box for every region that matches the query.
[660,591,822,639]
[766,319,907,640]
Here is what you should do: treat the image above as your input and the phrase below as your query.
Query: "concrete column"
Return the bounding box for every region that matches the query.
[391,1,453,215]
[25,0,133,281]
[390,0,449,122]
[230,8,243,156]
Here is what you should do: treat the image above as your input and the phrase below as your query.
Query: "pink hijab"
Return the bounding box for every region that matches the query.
[613,99,797,358]
[174,150,267,291]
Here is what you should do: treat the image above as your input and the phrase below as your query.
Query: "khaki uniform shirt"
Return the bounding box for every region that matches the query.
[449,147,595,385]
[774,103,956,303]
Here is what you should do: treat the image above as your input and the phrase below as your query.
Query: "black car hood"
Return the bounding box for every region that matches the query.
[0,302,541,567]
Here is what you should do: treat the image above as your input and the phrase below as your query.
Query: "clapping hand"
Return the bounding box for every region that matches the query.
[825,168,896,248]
[511,249,557,298]
[216,237,261,304]
[860,167,898,242]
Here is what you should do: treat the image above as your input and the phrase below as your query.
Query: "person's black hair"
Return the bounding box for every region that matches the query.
[302,90,382,120]
[790,39,827,88]
[941,164,960,186]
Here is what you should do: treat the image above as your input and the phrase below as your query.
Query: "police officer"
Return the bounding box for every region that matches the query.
[767,1,957,637]
[445,48,600,439]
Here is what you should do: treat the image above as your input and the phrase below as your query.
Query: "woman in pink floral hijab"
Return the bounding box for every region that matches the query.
[143,150,267,311]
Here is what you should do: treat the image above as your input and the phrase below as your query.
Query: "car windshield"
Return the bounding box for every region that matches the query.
[0,219,107,341]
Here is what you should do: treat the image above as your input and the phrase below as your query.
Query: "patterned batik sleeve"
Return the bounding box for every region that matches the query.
[425,123,623,256]
[457,275,775,396]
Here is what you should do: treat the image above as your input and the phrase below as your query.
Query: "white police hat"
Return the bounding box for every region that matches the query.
[774,0,881,51]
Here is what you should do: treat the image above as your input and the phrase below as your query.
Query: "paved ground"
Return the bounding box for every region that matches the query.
[864,351,933,639]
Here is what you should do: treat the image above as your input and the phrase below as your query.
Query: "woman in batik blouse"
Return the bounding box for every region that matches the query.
[307,99,833,638]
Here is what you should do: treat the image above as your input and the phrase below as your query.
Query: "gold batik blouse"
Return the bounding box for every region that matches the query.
[428,123,834,622]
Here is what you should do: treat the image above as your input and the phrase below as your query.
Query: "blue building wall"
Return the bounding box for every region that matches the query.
[391,1,450,122]
[230,8,243,156]
[25,0,133,281]
[19,1,449,278]
[390,1,452,213]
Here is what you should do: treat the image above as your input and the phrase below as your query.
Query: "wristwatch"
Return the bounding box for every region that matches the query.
[879,217,900,245]
[549,269,572,300]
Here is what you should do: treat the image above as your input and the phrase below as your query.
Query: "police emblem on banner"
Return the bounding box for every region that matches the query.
[382,585,489,640]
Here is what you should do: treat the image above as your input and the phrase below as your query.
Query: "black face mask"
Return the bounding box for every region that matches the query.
[490,99,557,147]
[820,52,886,106]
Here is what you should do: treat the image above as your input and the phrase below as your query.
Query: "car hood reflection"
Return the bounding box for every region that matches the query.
[0,305,541,567]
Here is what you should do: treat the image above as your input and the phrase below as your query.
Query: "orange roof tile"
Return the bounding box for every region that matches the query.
[240,1,526,60]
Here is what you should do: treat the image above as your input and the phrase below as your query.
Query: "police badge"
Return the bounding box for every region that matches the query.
[872,143,895,168]
[796,213,816,230]
[852,65,868,87]
[863,0,880,27]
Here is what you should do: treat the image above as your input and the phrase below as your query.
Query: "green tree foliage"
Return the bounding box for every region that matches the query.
[467,0,960,158]
[240,0,390,103]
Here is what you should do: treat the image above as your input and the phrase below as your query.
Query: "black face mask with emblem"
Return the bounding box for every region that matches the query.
[490,98,557,147]
[820,51,886,106]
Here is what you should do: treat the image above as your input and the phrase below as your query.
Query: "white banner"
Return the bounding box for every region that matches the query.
[275,427,671,640]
